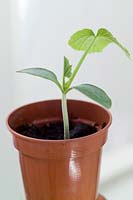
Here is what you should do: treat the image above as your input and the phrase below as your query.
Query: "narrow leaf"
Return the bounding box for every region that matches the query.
[17,68,62,90]
[73,84,112,109]
[64,56,72,78]
[69,28,130,58]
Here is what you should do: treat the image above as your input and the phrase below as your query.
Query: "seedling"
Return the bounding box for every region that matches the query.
[18,28,130,139]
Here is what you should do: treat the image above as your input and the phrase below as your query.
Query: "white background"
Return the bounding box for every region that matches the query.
[0,0,133,199]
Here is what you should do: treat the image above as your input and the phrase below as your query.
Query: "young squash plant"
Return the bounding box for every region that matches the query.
[18,28,130,139]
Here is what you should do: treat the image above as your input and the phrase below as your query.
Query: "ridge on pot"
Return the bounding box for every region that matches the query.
[7,99,112,200]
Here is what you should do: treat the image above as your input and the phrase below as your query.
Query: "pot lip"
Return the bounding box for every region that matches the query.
[6,99,112,143]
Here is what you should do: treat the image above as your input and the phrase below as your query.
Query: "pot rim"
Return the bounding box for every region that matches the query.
[6,99,112,143]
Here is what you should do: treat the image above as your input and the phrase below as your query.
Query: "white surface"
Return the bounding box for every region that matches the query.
[101,144,133,184]
[0,0,133,199]
[100,168,133,200]
[100,144,133,199]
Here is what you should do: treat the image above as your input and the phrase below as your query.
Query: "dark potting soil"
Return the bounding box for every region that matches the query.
[16,120,105,140]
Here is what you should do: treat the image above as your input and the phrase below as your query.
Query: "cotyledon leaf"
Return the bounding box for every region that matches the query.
[73,83,112,109]
[17,68,62,90]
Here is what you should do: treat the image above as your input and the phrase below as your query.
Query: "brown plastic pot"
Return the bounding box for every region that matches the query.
[7,99,112,200]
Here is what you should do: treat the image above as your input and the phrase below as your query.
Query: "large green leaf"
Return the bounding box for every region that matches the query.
[17,68,62,90]
[68,29,95,51]
[69,28,130,58]
[73,84,112,108]
[64,56,72,78]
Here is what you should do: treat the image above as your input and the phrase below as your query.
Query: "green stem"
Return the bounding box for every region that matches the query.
[65,50,89,90]
[62,65,65,92]
[61,93,70,139]
[65,39,96,91]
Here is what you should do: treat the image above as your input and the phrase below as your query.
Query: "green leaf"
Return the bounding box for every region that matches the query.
[64,56,72,78]
[69,28,130,58]
[17,68,62,91]
[68,29,95,51]
[73,84,112,109]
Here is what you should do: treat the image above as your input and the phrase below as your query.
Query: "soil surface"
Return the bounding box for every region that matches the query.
[16,120,105,140]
